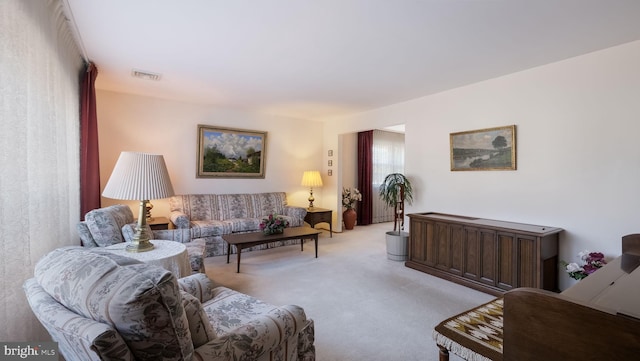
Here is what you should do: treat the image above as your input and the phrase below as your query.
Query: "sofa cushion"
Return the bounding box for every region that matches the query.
[202,286,277,337]
[227,218,263,233]
[250,192,287,217]
[190,220,232,237]
[217,194,252,219]
[34,248,194,361]
[84,205,134,246]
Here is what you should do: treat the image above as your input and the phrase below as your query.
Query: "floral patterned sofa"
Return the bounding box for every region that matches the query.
[24,247,315,361]
[169,192,307,257]
[77,204,207,273]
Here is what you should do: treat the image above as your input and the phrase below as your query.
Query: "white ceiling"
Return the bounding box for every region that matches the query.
[64,0,640,121]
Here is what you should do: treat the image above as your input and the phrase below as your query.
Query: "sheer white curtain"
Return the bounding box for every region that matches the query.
[372,130,405,223]
[1,0,83,341]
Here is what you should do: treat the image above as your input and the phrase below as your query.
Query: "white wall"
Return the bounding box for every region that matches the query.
[97,91,325,216]
[324,40,640,290]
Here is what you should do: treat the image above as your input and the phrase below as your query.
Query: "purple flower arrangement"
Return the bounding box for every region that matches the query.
[260,214,289,235]
[562,250,607,280]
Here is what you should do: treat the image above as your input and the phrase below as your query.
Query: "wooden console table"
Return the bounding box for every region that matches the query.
[407,212,563,296]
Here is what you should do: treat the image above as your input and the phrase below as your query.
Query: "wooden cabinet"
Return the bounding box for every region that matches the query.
[407,213,563,296]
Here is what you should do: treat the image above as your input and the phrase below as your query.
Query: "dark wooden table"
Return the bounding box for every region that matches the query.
[223,227,321,272]
[304,207,332,237]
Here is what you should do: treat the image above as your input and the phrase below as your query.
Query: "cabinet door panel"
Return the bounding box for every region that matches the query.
[497,232,516,290]
[424,220,437,266]
[479,229,497,286]
[450,224,464,275]
[464,227,480,280]
[409,219,426,263]
[518,235,537,288]
[435,222,450,270]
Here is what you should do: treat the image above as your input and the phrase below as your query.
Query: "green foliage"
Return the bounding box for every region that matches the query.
[202,146,260,173]
[378,173,414,208]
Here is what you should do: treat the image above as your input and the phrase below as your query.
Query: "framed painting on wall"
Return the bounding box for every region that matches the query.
[197,125,267,178]
[450,125,516,171]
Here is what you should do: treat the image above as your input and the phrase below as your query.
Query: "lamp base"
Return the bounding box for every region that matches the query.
[126,239,154,252]
[127,200,155,252]
[308,189,315,208]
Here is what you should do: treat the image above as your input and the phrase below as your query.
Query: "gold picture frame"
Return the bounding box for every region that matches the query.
[450,125,516,171]
[197,125,267,178]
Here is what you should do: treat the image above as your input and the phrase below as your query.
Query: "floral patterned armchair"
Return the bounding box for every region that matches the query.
[24,247,315,361]
[77,204,206,273]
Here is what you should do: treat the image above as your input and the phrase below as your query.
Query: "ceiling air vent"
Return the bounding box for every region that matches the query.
[131,69,162,81]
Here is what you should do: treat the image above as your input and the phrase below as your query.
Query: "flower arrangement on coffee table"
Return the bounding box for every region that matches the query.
[260,214,289,235]
[561,250,607,280]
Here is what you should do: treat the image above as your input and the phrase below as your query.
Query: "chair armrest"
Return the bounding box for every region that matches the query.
[177,273,217,303]
[24,278,133,360]
[194,305,308,360]
[170,211,190,228]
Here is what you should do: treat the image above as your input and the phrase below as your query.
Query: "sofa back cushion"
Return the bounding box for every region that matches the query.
[170,192,288,221]
[84,205,134,246]
[35,248,194,361]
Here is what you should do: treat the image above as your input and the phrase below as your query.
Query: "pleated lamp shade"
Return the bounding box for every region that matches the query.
[102,152,175,200]
[301,171,323,188]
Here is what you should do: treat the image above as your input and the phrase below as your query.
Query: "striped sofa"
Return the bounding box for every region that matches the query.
[169,192,307,257]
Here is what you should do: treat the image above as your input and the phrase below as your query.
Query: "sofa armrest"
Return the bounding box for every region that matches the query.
[194,305,308,360]
[170,211,191,228]
[284,205,307,225]
[177,273,217,303]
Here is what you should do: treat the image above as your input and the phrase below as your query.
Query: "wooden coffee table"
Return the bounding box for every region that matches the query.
[223,227,321,273]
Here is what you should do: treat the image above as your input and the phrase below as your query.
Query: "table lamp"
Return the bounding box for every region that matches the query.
[301,170,323,208]
[102,152,175,252]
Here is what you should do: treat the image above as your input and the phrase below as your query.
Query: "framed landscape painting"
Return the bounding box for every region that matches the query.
[450,125,516,171]
[197,125,267,178]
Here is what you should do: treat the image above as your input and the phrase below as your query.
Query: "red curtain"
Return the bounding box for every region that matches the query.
[357,130,373,225]
[80,62,100,219]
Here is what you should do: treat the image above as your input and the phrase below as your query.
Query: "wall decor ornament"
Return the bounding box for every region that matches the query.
[197,124,267,178]
[450,125,516,171]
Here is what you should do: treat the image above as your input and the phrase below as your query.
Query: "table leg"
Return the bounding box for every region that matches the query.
[301,238,304,252]
[236,246,242,273]
[329,223,332,238]
[314,235,318,258]
[227,243,231,264]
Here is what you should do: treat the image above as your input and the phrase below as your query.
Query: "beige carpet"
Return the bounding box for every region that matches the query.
[204,222,494,361]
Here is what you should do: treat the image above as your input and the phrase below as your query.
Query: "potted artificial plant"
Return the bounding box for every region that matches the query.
[378,173,414,261]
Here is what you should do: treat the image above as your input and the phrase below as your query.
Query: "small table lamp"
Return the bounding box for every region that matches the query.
[102,152,175,252]
[301,170,323,208]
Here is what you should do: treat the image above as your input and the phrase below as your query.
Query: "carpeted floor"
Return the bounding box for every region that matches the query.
[204,222,494,361]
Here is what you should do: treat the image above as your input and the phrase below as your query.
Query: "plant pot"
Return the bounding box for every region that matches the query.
[386,231,409,261]
[343,208,357,230]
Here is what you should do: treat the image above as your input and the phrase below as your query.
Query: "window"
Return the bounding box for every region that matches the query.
[372,130,405,223]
